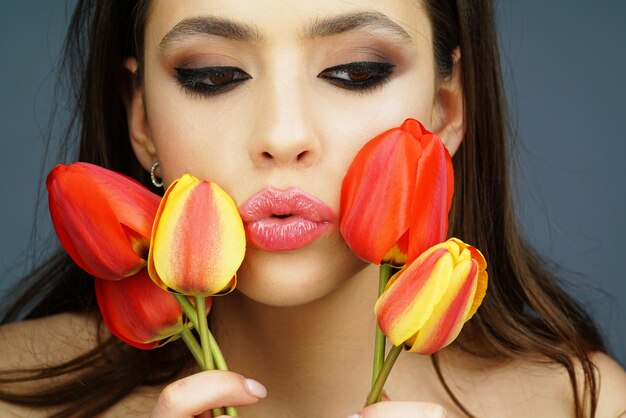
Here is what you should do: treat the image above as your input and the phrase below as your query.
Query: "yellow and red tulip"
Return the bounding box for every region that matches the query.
[375,238,487,355]
[148,174,245,296]
[47,162,160,281]
[340,119,454,266]
[95,269,194,349]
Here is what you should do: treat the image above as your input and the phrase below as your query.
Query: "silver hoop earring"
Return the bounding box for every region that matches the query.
[150,161,163,188]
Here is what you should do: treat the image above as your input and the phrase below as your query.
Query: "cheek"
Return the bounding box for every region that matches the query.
[319,69,436,181]
[142,66,253,190]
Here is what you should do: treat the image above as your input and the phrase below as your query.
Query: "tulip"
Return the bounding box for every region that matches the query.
[340,119,453,266]
[95,269,187,349]
[148,174,245,296]
[375,238,487,355]
[47,162,160,281]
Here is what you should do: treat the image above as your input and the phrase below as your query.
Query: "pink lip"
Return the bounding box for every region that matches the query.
[239,188,337,252]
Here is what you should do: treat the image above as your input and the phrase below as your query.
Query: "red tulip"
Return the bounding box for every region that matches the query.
[340,119,453,266]
[148,174,245,296]
[375,238,487,354]
[95,269,192,349]
[47,163,160,281]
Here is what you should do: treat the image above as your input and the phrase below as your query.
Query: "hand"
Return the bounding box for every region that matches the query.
[349,401,448,418]
[150,370,267,418]
[346,392,448,418]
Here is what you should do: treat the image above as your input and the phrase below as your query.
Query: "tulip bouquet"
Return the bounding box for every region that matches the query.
[46,118,485,415]
[47,164,244,417]
[340,119,488,405]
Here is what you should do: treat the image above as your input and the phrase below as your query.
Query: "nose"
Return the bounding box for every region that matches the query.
[248,75,320,169]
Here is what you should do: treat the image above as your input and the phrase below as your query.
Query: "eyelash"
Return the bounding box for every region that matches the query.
[317,61,396,92]
[174,61,396,98]
[175,66,252,97]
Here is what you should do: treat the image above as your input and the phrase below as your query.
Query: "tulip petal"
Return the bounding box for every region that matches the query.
[407,258,478,354]
[400,118,425,139]
[340,127,422,264]
[149,175,246,296]
[375,244,453,346]
[76,163,161,241]
[407,132,454,261]
[47,163,158,280]
[465,245,488,321]
[95,269,185,349]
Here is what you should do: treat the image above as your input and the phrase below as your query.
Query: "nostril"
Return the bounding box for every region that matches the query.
[262,151,273,159]
[296,150,308,161]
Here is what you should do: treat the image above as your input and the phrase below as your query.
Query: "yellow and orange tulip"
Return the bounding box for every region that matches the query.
[375,238,487,354]
[47,162,160,281]
[340,119,453,266]
[148,174,245,296]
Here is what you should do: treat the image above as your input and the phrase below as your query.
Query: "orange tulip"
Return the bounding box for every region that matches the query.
[148,174,245,296]
[340,119,453,266]
[47,163,160,281]
[375,238,487,354]
[95,269,190,349]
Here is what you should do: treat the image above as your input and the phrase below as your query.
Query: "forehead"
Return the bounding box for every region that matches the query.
[144,0,431,49]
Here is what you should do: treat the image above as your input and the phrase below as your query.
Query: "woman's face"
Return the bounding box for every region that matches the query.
[129,0,460,306]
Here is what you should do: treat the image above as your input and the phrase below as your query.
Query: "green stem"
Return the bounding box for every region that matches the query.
[193,297,223,418]
[208,328,228,371]
[224,406,238,417]
[194,296,215,370]
[207,329,238,417]
[174,294,199,330]
[179,327,205,370]
[372,264,394,388]
[366,344,403,406]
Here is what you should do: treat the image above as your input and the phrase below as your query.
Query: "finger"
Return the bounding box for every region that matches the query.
[151,370,266,418]
[350,401,447,418]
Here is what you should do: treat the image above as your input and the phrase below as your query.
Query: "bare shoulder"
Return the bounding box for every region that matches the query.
[592,352,626,418]
[0,313,101,417]
[0,314,162,417]
[0,312,100,369]
[431,348,626,418]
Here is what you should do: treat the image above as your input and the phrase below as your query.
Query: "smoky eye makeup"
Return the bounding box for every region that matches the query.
[317,61,396,92]
[173,61,396,98]
[174,66,252,97]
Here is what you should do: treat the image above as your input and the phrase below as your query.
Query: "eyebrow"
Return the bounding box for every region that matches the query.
[303,11,412,43]
[159,11,412,50]
[159,16,263,49]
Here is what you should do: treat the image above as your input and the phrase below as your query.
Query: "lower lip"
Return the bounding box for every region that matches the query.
[244,216,334,252]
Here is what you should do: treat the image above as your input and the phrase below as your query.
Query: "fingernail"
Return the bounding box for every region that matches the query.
[244,378,267,398]
[345,414,361,418]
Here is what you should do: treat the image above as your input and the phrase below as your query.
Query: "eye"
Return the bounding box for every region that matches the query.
[317,61,396,92]
[175,66,251,97]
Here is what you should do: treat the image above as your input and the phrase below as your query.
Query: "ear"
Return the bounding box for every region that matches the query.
[123,57,157,172]
[430,48,464,157]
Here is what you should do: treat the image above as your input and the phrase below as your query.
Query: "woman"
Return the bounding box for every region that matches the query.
[1,0,625,417]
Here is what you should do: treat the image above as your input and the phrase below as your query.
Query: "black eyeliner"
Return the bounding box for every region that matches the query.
[175,66,251,97]
[318,61,396,92]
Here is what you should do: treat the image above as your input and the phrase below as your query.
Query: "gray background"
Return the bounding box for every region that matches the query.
[1,1,624,366]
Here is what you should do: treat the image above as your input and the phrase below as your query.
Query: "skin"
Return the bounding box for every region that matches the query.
[127,1,463,414]
[128,0,463,309]
[126,1,462,417]
[1,0,625,417]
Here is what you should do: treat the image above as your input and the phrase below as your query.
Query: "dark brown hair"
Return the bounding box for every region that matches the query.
[0,1,606,417]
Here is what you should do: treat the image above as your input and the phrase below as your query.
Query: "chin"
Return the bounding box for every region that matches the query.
[234,232,367,307]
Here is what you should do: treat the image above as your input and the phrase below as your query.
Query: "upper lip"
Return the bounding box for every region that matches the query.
[238,187,337,223]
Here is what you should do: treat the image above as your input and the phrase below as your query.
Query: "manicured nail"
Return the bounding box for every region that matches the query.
[244,378,267,398]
